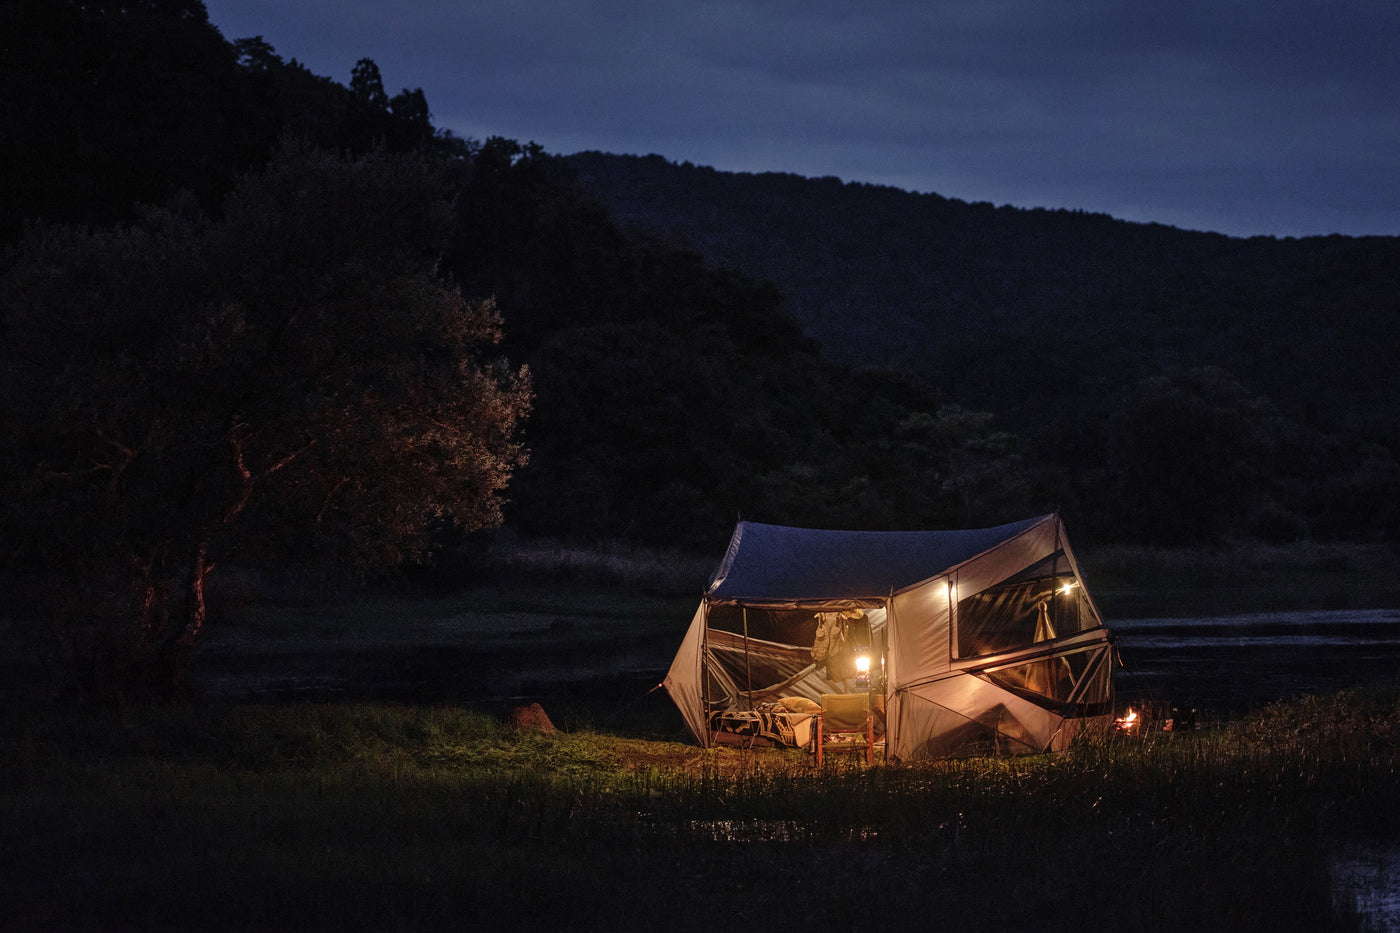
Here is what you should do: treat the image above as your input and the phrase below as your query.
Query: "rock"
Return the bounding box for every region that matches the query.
[510,702,559,734]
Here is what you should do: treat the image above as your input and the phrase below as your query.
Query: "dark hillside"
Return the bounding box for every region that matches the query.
[565,152,1400,426]
[6,4,1398,551]
[0,0,264,238]
[567,152,1400,543]
[445,140,980,546]
[4,8,1020,551]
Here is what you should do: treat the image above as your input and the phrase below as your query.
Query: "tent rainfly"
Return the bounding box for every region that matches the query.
[663,514,1117,762]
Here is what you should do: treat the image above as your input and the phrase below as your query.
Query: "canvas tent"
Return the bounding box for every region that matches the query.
[663,514,1116,762]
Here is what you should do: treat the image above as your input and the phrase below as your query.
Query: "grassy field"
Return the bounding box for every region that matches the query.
[1,691,1397,931]
[1,539,1398,930]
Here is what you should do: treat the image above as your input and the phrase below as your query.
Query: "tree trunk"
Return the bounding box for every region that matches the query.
[168,544,213,699]
[58,546,214,706]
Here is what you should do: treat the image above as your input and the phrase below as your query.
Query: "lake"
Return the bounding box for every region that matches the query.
[1111,607,1400,715]
[188,605,1400,725]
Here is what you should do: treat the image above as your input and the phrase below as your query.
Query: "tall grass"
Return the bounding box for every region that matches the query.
[2,689,1396,930]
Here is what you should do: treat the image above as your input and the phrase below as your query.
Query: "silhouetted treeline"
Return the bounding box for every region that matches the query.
[566,153,1400,545]
[6,1,1398,557]
[1,0,435,241]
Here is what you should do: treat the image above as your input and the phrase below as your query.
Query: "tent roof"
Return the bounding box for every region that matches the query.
[706,514,1055,602]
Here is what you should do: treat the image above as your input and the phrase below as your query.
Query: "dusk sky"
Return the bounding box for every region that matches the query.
[201,1,1399,239]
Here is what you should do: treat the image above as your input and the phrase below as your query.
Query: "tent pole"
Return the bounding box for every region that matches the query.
[701,600,711,746]
[742,606,753,709]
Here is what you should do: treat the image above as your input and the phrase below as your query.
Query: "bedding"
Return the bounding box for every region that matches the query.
[707,706,815,749]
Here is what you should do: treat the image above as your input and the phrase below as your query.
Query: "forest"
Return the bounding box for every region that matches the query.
[566,152,1400,547]
[6,0,1400,573]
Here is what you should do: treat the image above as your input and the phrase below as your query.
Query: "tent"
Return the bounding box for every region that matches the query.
[663,514,1116,762]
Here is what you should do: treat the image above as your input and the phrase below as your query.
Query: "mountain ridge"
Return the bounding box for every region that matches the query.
[564,150,1400,428]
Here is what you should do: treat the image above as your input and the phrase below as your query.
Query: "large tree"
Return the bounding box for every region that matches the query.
[0,0,269,242]
[0,144,530,703]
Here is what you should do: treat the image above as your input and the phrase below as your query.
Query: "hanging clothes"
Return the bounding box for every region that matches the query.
[811,609,865,682]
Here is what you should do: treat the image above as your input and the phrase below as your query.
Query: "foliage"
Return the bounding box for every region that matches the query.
[568,152,1400,545]
[0,144,530,702]
[8,0,1400,592]
[445,139,1041,545]
[0,0,268,239]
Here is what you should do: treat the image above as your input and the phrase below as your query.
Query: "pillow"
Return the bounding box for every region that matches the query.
[779,696,821,714]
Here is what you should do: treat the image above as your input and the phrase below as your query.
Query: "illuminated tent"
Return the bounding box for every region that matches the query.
[663,514,1116,761]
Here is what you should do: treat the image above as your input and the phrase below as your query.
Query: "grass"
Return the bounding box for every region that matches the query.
[1,690,1397,931]
[2,541,1398,930]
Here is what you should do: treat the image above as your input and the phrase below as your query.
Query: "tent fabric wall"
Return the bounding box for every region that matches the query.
[664,513,1117,761]
[664,604,709,743]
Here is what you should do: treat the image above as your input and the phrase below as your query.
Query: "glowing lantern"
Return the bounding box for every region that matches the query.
[854,652,872,687]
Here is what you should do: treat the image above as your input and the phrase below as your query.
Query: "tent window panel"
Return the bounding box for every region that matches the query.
[1075,649,1113,706]
[956,554,1097,658]
[706,605,818,646]
[705,645,811,703]
[981,645,1113,711]
[704,668,728,707]
[987,657,1075,703]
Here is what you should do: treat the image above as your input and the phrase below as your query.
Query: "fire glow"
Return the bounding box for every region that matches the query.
[1114,708,1140,734]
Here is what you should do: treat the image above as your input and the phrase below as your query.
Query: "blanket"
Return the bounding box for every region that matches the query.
[707,708,815,749]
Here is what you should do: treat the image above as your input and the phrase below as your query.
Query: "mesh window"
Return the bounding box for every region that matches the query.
[707,643,811,695]
[980,645,1113,713]
[705,605,818,646]
[956,551,1096,658]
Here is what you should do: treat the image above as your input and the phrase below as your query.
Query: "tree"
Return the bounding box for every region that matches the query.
[0,143,530,703]
[1,0,264,241]
[339,58,437,153]
[1101,367,1291,544]
[349,57,389,111]
[232,35,282,72]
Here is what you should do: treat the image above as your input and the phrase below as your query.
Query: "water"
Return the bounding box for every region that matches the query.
[1108,609,1400,929]
[186,607,1399,719]
[1331,841,1400,932]
[1111,607,1400,713]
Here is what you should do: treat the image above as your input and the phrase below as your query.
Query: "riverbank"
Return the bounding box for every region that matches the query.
[1,689,1397,931]
[2,539,1398,929]
[4,538,1397,724]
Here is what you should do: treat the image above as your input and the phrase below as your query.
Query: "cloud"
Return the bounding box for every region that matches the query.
[203,0,1400,236]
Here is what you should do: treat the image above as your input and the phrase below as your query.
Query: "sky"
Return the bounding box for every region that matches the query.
[201,1,1399,239]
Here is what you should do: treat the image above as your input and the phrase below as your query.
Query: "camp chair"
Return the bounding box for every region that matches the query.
[816,693,875,766]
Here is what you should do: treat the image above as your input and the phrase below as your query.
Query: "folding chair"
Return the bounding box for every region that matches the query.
[816,693,875,766]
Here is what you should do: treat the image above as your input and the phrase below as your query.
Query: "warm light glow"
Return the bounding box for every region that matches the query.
[1114,708,1140,734]
[855,654,871,674]
[1060,581,1079,595]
